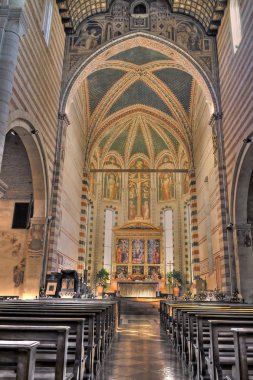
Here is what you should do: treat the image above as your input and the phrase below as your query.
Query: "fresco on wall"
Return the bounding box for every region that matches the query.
[0,231,27,290]
[128,159,150,220]
[89,163,96,197]
[66,0,214,75]
[132,266,144,275]
[115,239,129,263]
[159,173,175,200]
[132,239,145,264]
[158,155,175,201]
[103,156,121,201]
[13,258,25,287]
[148,239,160,264]
[103,173,120,200]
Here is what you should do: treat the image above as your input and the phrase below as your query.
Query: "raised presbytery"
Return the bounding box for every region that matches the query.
[0,0,252,379]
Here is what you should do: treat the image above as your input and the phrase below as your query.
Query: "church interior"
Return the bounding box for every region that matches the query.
[0,0,252,379]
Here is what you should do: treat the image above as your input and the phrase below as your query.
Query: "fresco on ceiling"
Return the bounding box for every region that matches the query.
[103,156,121,201]
[115,239,129,263]
[128,159,150,221]
[147,239,160,264]
[158,155,175,201]
[132,239,145,264]
[66,0,215,75]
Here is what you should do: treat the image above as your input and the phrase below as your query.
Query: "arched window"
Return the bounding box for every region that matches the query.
[134,4,147,14]
[230,0,242,53]
[42,0,53,45]
[103,209,114,274]
[164,209,173,275]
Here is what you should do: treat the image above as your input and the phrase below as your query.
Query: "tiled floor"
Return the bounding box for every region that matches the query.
[100,301,190,380]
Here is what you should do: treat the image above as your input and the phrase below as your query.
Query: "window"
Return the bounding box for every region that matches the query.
[164,209,173,275]
[103,209,114,274]
[12,203,30,229]
[230,0,242,53]
[42,0,53,45]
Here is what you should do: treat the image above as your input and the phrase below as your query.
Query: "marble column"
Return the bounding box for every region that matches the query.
[0,3,27,170]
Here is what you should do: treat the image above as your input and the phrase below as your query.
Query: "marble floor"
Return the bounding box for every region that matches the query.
[100,300,190,380]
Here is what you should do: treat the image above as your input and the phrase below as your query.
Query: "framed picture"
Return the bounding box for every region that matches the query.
[45,281,58,296]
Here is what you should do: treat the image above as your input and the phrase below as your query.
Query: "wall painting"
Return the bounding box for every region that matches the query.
[132,239,145,264]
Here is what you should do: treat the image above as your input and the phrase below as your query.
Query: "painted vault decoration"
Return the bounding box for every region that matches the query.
[57,0,227,35]
[61,0,221,76]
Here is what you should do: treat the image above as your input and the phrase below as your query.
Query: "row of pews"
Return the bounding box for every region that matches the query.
[160,300,253,380]
[0,297,119,379]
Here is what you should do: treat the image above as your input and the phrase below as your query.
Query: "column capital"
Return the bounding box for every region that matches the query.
[209,112,223,127]
[1,6,27,37]
[58,112,70,127]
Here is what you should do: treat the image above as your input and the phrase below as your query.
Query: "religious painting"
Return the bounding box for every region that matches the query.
[147,240,160,264]
[128,159,150,220]
[158,173,175,200]
[148,266,160,276]
[115,239,129,263]
[132,239,145,264]
[132,266,144,275]
[75,23,102,50]
[116,266,128,279]
[103,172,120,200]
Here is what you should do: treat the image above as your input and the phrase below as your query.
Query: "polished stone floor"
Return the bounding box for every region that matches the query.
[100,300,190,380]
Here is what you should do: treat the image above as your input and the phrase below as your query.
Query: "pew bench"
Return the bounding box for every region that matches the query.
[0,325,73,380]
[0,340,39,379]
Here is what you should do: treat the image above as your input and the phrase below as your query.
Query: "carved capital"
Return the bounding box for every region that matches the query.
[2,7,27,37]
[58,112,70,127]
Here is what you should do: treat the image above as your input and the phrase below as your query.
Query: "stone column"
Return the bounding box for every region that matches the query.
[209,113,234,293]
[0,3,27,170]
[47,113,70,273]
[234,224,253,302]
[189,169,200,279]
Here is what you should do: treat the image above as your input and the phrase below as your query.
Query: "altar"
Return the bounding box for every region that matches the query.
[117,281,159,298]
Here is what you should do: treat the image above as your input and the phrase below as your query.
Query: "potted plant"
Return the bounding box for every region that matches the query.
[166,270,182,297]
[96,268,110,287]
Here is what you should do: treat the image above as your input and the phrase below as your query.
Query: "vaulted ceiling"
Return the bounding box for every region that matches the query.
[57,0,227,34]
[84,45,197,168]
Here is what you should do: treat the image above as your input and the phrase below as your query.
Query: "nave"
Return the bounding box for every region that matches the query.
[101,299,189,380]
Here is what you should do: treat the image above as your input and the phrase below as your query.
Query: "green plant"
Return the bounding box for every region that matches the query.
[96,268,110,288]
[166,270,182,287]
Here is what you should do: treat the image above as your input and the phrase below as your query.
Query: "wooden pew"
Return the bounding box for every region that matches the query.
[232,328,253,380]
[0,299,119,378]
[0,317,85,380]
[207,320,253,380]
[0,340,39,379]
[0,325,72,380]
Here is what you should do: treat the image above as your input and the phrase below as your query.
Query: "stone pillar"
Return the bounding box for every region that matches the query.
[189,169,200,279]
[47,113,70,273]
[23,217,46,298]
[209,113,234,293]
[234,224,253,302]
[0,4,27,170]
[77,171,89,277]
